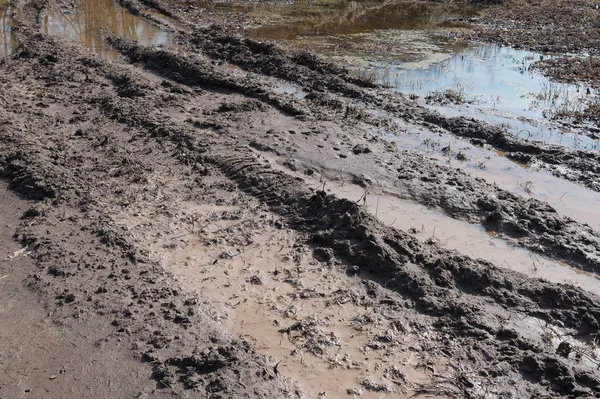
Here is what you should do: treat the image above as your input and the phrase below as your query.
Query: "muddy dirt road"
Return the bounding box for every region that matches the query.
[2,0,600,398]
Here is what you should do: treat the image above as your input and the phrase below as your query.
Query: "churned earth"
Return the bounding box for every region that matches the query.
[2,0,600,398]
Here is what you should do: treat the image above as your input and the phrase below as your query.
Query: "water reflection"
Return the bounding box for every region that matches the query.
[391,45,599,127]
[0,0,17,58]
[43,0,175,60]
[246,1,471,40]
[384,117,600,230]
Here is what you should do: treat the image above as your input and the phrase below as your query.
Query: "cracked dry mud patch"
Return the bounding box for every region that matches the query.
[3,0,600,397]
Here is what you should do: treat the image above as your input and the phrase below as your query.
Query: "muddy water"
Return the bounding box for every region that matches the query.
[262,155,600,296]
[0,0,16,58]
[247,1,469,40]
[199,0,472,64]
[161,212,454,399]
[320,179,600,296]
[385,118,600,231]
[201,1,474,39]
[42,0,176,60]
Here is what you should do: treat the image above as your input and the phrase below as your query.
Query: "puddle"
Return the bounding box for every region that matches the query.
[199,1,475,38]
[42,0,177,60]
[245,1,473,41]
[391,45,596,118]
[273,83,307,99]
[197,0,474,65]
[383,45,600,149]
[381,118,600,232]
[323,180,600,296]
[0,0,16,58]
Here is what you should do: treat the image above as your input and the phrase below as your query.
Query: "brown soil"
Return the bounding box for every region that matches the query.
[533,57,600,88]
[0,181,158,398]
[470,0,600,56]
[2,0,600,398]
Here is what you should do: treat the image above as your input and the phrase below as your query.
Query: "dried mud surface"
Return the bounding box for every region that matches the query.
[2,0,600,398]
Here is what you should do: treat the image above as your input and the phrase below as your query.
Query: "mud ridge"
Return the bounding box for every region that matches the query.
[188,25,377,95]
[420,111,600,192]
[107,37,307,117]
[185,130,600,398]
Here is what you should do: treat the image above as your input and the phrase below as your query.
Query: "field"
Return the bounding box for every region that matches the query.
[1,0,600,398]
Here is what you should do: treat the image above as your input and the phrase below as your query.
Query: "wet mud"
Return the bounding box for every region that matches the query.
[2,0,600,398]
[172,22,600,193]
[469,0,600,56]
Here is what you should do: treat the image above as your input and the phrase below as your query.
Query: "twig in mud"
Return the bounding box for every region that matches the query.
[273,360,282,376]
[158,379,175,393]
[0,275,8,280]
[171,233,192,240]
[375,193,382,220]
[284,297,297,315]
[518,180,534,195]
[3,246,32,261]
[356,188,369,206]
